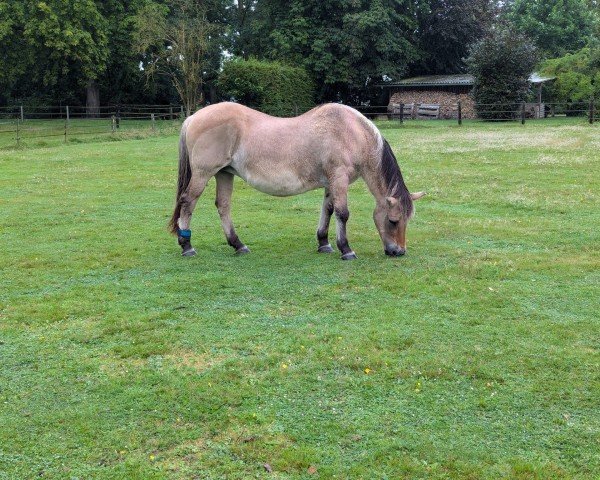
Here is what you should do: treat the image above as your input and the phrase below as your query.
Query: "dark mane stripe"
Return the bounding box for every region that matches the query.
[381,139,413,217]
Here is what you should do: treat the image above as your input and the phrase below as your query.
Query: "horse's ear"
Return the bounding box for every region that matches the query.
[411,191,426,200]
[386,197,398,208]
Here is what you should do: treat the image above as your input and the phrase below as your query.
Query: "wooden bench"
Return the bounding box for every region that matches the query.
[416,104,440,120]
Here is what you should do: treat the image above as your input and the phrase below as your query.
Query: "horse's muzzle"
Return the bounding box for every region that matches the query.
[385,246,406,257]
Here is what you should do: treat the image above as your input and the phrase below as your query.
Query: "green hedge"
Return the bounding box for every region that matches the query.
[217,58,315,116]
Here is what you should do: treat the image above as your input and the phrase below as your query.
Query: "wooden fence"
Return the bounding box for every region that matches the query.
[0,105,184,147]
[0,101,597,148]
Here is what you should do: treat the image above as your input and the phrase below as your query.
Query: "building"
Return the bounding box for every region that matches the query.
[383,73,555,120]
[385,74,475,119]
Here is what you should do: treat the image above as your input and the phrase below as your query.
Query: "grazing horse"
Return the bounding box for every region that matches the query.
[169,102,425,260]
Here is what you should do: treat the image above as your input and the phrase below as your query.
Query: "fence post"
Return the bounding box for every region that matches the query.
[521,102,526,125]
[111,115,116,133]
[457,101,462,126]
[66,105,70,124]
[64,117,67,143]
[180,105,184,119]
[16,116,20,147]
[589,98,594,125]
[20,105,24,123]
[151,113,155,132]
[399,103,404,124]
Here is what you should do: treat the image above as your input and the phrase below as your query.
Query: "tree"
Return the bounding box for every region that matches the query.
[0,0,109,110]
[466,27,538,119]
[134,0,227,115]
[98,0,152,105]
[234,0,420,102]
[539,45,600,112]
[27,0,108,112]
[410,0,496,75]
[0,0,181,107]
[0,3,27,104]
[230,0,257,60]
[504,0,598,58]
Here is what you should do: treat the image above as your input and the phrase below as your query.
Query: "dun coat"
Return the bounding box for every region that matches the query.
[169,102,425,259]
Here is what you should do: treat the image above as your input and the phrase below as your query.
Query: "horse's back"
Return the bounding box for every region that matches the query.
[182,103,381,195]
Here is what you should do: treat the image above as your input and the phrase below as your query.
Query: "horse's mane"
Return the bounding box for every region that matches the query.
[380,139,414,218]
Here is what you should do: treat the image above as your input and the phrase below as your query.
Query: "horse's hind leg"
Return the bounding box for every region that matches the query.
[316,188,334,253]
[215,171,249,255]
[177,175,209,256]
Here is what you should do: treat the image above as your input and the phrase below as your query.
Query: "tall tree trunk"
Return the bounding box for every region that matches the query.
[86,80,100,118]
[208,84,217,104]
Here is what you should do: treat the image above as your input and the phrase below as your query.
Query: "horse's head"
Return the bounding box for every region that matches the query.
[374,191,426,256]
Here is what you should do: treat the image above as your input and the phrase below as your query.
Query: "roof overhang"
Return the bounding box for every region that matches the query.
[379,72,556,88]
[380,74,475,88]
[529,73,556,84]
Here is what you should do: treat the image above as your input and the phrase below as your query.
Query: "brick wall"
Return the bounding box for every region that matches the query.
[389,90,476,119]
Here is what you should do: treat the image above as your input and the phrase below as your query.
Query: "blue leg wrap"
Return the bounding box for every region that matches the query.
[178,229,192,238]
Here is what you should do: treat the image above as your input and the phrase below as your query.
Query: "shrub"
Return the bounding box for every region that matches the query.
[539,46,600,115]
[466,28,538,120]
[217,58,315,116]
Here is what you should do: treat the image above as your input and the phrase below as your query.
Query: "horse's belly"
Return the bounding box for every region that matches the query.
[244,171,318,196]
[229,163,321,196]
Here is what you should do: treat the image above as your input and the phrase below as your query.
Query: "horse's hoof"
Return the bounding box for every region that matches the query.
[341,252,357,260]
[318,244,334,253]
[235,246,250,255]
[182,248,197,257]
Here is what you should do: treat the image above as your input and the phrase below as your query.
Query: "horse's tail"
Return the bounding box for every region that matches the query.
[169,120,191,235]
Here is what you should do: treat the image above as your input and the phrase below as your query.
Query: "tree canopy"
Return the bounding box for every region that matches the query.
[504,0,598,58]
[0,0,598,106]
[234,0,421,102]
[540,45,600,103]
[0,0,108,105]
[411,0,496,75]
[133,0,227,115]
[466,27,538,119]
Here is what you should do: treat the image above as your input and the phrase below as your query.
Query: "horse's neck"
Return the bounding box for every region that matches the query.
[361,160,390,205]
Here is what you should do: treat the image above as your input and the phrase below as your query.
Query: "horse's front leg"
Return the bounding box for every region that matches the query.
[316,188,334,253]
[215,171,250,255]
[331,178,357,260]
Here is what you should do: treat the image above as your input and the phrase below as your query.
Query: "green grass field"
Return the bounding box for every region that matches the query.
[1,120,598,479]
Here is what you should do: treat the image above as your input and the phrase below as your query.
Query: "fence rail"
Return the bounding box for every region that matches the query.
[0,104,185,147]
[0,101,596,148]
[353,100,596,124]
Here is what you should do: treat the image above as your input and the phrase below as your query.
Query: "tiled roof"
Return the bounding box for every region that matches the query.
[383,73,555,88]
[387,74,475,87]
